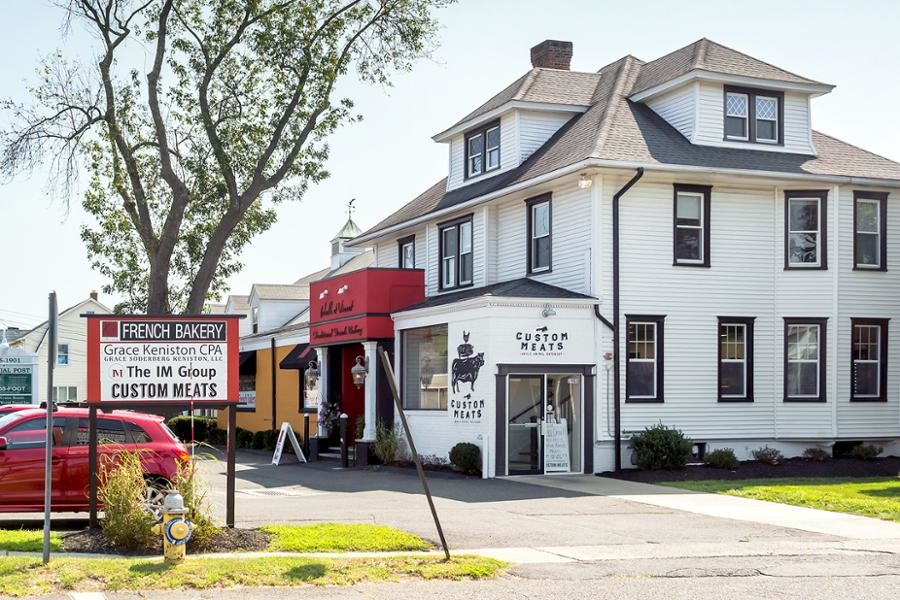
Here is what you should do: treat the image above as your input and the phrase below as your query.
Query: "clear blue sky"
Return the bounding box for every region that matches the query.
[2,0,899,328]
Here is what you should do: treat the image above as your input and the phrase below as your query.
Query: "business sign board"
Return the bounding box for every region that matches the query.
[85,315,241,404]
[0,348,39,405]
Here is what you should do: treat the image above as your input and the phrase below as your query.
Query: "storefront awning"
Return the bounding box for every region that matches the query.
[239,350,256,374]
[279,343,315,370]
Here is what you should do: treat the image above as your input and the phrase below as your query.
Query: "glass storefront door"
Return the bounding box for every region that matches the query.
[507,373,582,475]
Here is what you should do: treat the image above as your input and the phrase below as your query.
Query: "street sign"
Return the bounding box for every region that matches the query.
[85,316,240,404]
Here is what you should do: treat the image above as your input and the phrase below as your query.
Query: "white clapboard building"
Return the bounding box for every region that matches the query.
[342,38,900,476]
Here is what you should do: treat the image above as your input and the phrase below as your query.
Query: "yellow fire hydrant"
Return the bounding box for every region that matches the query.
[151,492,193,564]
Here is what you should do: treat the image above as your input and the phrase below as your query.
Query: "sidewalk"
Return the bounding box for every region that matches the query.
[516,475,900,540]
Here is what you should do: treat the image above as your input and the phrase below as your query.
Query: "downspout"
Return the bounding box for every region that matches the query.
[271,337,277,430]
[613,168,644,471]
[593,305,614,331]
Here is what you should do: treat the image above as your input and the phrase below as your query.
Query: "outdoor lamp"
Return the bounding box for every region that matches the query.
[351,355,368,388]
[306,360,320,388]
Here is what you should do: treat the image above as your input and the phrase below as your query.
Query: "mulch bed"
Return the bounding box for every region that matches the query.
[601,456,900,483]
[60,526,270,555]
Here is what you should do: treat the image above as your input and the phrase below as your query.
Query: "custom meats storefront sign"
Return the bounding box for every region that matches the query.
[449,329,485,424]
[516,325,570,357]
[85,316,240,404]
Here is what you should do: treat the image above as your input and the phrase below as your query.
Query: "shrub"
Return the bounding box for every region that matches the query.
[752,446,784,465]
[236,428,254,449]
[704,448,739,470]
[98,451,156,548]
[630,424,693,470]
[802,447,831,462]
[172,458,218,548]
[166,416,217,443]
[850,443,883,461]
[252,430,267,450]
[206,427,227,446]
[449,442,481,474]
[355,416,365,440]
[374,422,400,464]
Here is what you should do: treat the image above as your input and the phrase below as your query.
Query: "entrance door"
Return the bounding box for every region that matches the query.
[506,373,582,475]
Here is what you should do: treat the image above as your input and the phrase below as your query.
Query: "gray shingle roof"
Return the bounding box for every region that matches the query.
[226,295,250,310]
[396,278,595,312]
[357,41,899,241]
[252,284,310,301]
[441,68,601,135]
[631,38,829,94]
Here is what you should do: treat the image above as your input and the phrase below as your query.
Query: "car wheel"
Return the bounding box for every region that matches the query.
[144,476,172,522]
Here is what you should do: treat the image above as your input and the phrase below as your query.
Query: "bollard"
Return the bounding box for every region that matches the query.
[302,414,310,457]
[339,412,349,468]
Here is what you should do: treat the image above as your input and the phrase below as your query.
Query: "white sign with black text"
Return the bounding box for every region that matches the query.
[272,421,307,466]
[543,418,571,473]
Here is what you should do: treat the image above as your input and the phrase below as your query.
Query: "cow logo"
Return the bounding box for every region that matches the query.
[451,331,484,393]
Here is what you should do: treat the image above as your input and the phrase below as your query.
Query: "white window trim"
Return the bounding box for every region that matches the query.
[720,323,748,399]
[755,95,779,144]
[401,240,415,269]
[787,197,822,268]
[56,343,70,366]
[485,125,500,172]
[530,200,551,273]
[725,91,749,141]
[787,324,821,398]
[628,322,657,399]
[459,221,473,286]
[852,324,881,398]
[674,191,705,265]
[441,224,458,289]
[467,133,484,177]
[855,198,881,269]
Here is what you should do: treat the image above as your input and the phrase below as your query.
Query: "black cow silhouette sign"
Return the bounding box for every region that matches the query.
[451,331,484,393]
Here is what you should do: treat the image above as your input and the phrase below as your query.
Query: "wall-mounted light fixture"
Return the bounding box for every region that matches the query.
[337,285,349,294]
[541,304,557,318]
[578,174,592,189]
[318,289,329,300]
[350,355,368,389]
[306,360,320,389]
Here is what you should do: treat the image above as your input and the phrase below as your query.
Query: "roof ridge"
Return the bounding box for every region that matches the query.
[812,130,900,166]
[691,38,708,69]
[515,68,540,100]
[592,56,640,156]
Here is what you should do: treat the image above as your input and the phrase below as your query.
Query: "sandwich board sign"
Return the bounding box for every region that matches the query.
[272,421,307,465]
[85,316,240,405]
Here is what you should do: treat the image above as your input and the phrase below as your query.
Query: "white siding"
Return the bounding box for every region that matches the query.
[517,110,574,162]
[495,181,592,294]
[608,177,837,442]
[257,299,309,332]
[446,112,519,192]
[646,83,696,140]
[836,187,900,437]
[694,81,816,155]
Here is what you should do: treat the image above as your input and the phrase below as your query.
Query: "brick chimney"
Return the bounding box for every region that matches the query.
[530,40,572,70]
[89,290,98,301]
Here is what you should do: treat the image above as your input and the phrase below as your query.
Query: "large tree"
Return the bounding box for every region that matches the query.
[2,0,449,313]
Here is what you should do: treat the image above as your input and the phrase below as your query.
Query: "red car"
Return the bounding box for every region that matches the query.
[0,404,36,414]
[0,407,189,513]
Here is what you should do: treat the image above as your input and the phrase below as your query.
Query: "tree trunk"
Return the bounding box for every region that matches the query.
[147,257,170,315]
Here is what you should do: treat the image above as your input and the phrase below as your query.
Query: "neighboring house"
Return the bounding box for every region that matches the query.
[219,216,375,437]
[9,292,111,403]
[335,38,900,476]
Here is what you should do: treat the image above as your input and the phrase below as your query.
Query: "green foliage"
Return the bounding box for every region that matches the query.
[252,429,278,451]
[236,428,254,449]
[0,529,62,552]
[3,0,454,312]
[850,443,883,461]
[167,415,218,443]
[355,416,365,440]
[704,448,739,470]
[752,446,784,465]
[374,421,399,464]
[172,458,218,548]
[97,451,156,548]
[449,442,481,474]
[630,424,694,470]
[262,523,430,552]
[802,447,831,462]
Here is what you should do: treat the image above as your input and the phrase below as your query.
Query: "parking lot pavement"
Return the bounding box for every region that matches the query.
[195,451,839,550]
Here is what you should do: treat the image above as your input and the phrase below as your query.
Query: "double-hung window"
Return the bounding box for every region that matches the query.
[398,235,416,269]
[724,86,783,144]
[465,121,501,179]
[850,318,888,402]
[626,315,665,402]
[673,184,711,266]
[785,190,828,269]
[718,317,754,401]
[853,191,887,270]
[784,318,827,402]
[526,194,551,274]
[439,217,473,290]
[56,343,69,366]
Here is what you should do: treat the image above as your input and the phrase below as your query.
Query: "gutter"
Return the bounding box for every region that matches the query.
[612,168,644,471]
[348,158,900,247]
[593,305,614,331]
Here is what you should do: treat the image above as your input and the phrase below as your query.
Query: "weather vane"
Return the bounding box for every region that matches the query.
[347,198,356,218]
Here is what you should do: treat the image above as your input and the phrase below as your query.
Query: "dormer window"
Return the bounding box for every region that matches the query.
[724,86,783,145]
[465,121,500,178]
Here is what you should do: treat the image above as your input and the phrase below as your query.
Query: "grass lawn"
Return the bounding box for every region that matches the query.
[664,477,900,523]
[0,530,62,553]
[0,555,505,597]
[262,524,431,552]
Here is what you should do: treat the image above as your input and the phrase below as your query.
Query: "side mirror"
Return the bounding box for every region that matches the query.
[0,437,7,450]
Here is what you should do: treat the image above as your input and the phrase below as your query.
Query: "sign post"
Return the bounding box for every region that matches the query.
[42,292,57,564]
[84,314,243,528]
